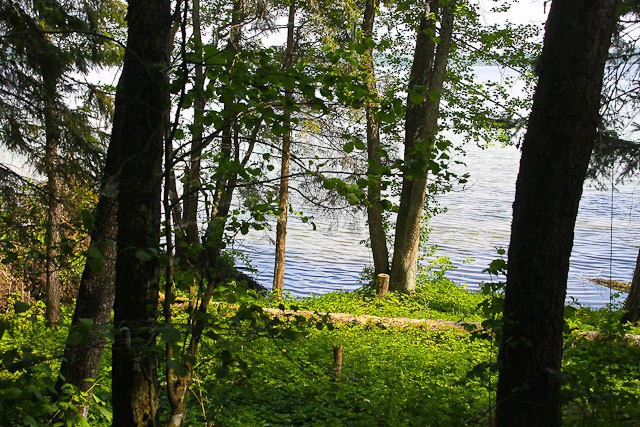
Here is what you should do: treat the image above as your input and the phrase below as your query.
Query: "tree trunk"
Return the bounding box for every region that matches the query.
[273,1,296,296]
[622,248,640,324]
[362,0,389,277]
[496,1,618,425]
[389,0,454,293]
[40,54,63,328]
[43,91,63,328]
[55,146,119,415]
[111,0,172,425]
[181,0,206,253]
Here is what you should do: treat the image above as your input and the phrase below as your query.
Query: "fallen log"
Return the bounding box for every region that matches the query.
[259,307,473,331]
[588,277,631,293]
[161,298,640,344]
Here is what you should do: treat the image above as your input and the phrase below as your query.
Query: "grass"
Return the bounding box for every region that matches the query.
[1,273,640,426]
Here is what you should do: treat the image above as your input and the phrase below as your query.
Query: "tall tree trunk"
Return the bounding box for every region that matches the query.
[389,0,454,293]
[496,1,618,425]
[39,49,64,328]
[111,0,172,425]
[181,0,206,253]
[42,86,63,328]
[622,248,640,324]
[362,0,389,277]
[55,142,119,415]
[272,1,296,296]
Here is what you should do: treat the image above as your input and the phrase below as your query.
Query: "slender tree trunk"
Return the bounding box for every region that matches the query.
[40,61,63,328]
[111,0,172,425]
[362,0,389,277]
[622,248,640,324]
[43,93,63,328]
[389,0,454,293]
[496,1,618,425]
[272,1,296,296]
[181,0,206,252]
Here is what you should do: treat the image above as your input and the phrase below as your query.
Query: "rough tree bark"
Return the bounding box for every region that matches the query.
[272,1,296,296]
[111,0,172,425]
[389,0,454,293]
[42,72,63,328]
[55,136,119,415]
[496,1,618,425]
[362,0,390,277]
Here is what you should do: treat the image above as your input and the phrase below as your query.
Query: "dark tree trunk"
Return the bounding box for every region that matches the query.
[39,49,64,328]
[56,146,119,415]
[362,0,389,277]
[42,86,63,328]
[111,0,172,425]
[496,1,618,425]
[622,248,640,323]
[389,0,454,293]
[273,1,296,296]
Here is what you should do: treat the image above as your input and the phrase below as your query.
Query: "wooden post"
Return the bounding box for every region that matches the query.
[332,344,343,376]
[376,273,389,297]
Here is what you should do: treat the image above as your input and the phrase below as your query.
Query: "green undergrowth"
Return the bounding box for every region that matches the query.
[2,282,640,425]
[0,299,113,426]
[561,303,640,424]
[199,325,495,426]
[257,270,487,323]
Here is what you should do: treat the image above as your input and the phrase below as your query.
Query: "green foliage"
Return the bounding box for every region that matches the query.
[562,307,640,424]
[264,260,485,323]
[0,181,96,308]
[471,248,507,342]
[196,325,492,426]
[2,282,640,426]
[0,298,112,426]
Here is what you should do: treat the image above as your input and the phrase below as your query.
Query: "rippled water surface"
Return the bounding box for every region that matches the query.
[239,143,639,308]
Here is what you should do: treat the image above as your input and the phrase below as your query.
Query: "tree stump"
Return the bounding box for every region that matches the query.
[332,344,343,376]
[376,273,389,297]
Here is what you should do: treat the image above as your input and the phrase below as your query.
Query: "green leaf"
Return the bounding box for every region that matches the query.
[427,90,440,102]
[22,416,38,427]
[354,42,367,55]
[86,245,104,272]
[13,300,30,314]
[161,327,182,345]
[167,359,188,376]
[79,208,95,230]
[173,128,185,140]
[135,250,153,262]
[98,405,113,421]
[1,252,17,264]
[5,386,22,399]
[343,141,354,153]
[409,93,425,105]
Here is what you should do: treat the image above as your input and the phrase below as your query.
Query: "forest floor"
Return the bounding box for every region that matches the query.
[1,273,640,425]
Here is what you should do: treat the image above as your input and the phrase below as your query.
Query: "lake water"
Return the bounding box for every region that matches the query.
[236,142,639,309]
[237,66,640,308]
